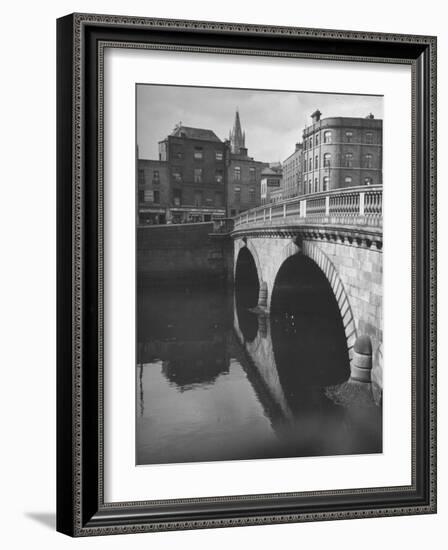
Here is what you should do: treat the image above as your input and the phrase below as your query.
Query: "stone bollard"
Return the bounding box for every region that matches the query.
[257,281,268,309]
[350,335,372,383]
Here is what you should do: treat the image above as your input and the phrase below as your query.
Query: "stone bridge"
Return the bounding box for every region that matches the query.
[231,185,383,388]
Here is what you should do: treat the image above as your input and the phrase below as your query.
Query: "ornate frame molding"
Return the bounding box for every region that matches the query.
[57,13,437,537]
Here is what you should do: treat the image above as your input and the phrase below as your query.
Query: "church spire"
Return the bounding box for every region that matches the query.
[230,109,246,154]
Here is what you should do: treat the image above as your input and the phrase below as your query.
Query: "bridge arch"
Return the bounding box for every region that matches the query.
[300,242,358,360]
[237,238,358,363]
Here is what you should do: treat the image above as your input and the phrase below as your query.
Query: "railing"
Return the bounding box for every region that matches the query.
[233,185,382,230]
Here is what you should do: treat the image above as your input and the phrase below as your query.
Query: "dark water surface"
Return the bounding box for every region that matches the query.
[136,281,382,465]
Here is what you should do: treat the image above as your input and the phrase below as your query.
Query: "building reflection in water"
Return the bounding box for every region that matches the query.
[137,264,382,465]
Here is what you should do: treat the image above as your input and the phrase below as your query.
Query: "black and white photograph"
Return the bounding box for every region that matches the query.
[136,84,383,466]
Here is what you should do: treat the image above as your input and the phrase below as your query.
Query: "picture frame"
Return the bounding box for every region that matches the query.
[56,13,437,536]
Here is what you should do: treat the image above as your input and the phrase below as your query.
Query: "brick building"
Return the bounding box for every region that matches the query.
[282,142,303,198]
[301,110,383,195]
[137,160,169,224]
[226,111,267,216]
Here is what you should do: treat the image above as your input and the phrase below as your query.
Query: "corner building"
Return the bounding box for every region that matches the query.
[301,110,383,195]
[158,125,228,223]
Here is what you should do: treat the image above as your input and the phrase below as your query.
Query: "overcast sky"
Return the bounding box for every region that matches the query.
[137,84,383,163]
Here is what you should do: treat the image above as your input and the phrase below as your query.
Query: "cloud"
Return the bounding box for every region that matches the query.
[137,84,383,163]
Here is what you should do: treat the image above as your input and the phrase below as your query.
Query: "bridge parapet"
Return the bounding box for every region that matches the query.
[233,185,382,233]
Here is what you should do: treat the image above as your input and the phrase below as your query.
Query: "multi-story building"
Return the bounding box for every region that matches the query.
[157,124,228,223]
[226,111,267,216]
[301,110,383,195]
[137,159,170,224]
[260,166,283,204]
[282,143,303,198]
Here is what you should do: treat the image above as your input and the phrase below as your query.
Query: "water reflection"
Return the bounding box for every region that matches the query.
[137,275,382,465]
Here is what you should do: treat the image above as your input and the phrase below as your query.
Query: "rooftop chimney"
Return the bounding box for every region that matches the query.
[366,113,375,119]
[311,109,322,122]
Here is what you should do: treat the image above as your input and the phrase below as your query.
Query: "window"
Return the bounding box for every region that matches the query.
[365,154,373,168]
[323,130,332,143]
[308,179,312,193]
[315,155,319,169]
[249,167,256,182]
[174,150,183,159]
[314,178,318,193]
[138,190,145,202]
[233,166,241,181]
[344,152,353,167]
[345,131,353,142]
[158,142,167,161]
[215,169,223,183]
[364,177,373,185]
[152,170,160,184]
[365,132,374,144]
[194,147,203,160]
[249,187,256,202]
[205,197,213,204]
[315,133,319,146]
[323,176,330,191]
[138,169,145,185]
[215,150,223,161]
[303,140,307,151]
[153,190,160,204]
[172,168,182,183]
[309,158,312,171]
[194,168,202,183]
[234,186,241,202]
[309,137,313,149]
[344,176,353,185]
[215,192,224,207]
[194,191,203,206]
[323,153,331,167]
[173,189,182,206]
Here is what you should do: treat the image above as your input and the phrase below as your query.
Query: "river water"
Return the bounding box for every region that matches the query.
[136,283,382,465]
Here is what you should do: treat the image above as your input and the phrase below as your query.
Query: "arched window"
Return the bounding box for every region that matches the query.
[323,130,332,143]
[364,154,373,168]
[309,158,312,171]
[315,155,319,169]
[345,131,353,142]
[365,132,373,144]
[344,176,353,185]
[344,152,353,167]
[310,137,313,148]
[323,153,331,167]
[314,178,318,193]
[323,176,330,191]
[315,133,319,146]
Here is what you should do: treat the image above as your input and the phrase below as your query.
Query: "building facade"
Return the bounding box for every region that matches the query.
[137,160,170,224]
[282,143,303,198]
[227,111,267,216]
[260,166,283,205]
[157,125,228,223]
[301,110,383,195]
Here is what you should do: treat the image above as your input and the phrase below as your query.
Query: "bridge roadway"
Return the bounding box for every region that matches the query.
[230,185,383,389]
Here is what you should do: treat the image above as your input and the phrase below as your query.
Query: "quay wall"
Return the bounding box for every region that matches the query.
[137,223,233,285]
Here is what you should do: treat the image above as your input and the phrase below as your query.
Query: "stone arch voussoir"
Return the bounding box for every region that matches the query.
[300,241,358,362]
